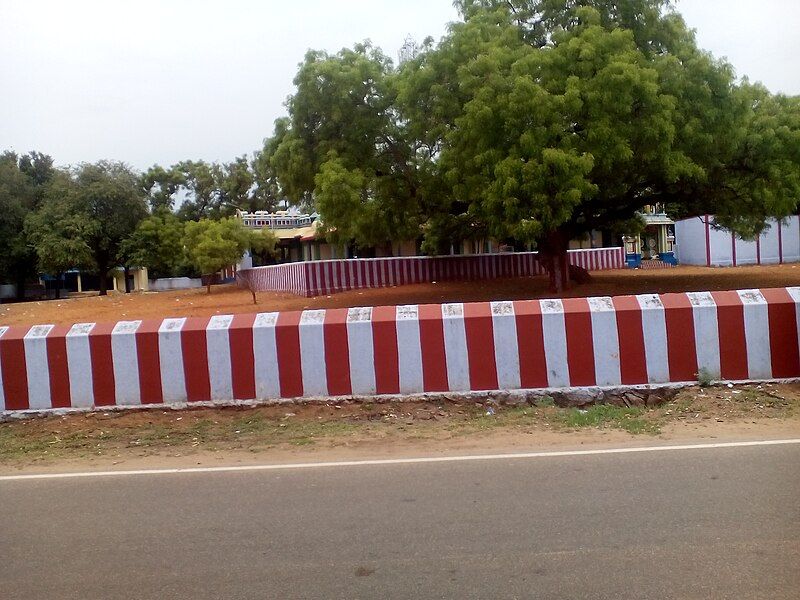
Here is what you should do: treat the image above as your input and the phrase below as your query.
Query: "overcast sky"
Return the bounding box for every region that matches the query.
[2,0,798,171]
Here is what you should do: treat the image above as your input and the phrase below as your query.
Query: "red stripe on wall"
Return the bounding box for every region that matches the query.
[46,325,72,408]
[562,298,597,387]
[760,288,800,378]
[371,305,400,394]
[323,308,352,396]
[418,303,449,392]
[661,293,699,382]
[181,317,211,402]
[230,313,257,400]
[463,303,499,391]
[512,300,549,389]
[275,311,304,398]
[0,328,29,410]
[135,321,164,404]
[89,323,116,407]
[611,296,649,385]
[710,291,749,381]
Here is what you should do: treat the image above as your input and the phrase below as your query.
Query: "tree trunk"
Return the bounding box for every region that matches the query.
[539,230,572,294]
[96,250,110,296]
[206,276,212,294]
[55,272,63,300]
[250,289,257,305]
[123,266,131,293]
[15,269,26,300]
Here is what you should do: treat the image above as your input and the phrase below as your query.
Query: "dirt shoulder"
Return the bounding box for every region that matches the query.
[2,383,798,474]
[2,263,799,327]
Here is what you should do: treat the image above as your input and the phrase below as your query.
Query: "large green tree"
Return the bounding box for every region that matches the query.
[267,0,799,290]
[437,2,799,288]
[24,173,94,299]
[0,151,55,296]
[271,44,426,253]
[70,161,148,295]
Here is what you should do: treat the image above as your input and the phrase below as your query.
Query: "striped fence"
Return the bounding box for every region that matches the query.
[1,287,798,413]
[238,248,626,298]
[236,261,309,297]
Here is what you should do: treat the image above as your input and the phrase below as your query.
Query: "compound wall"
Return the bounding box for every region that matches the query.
[1,288,799,413]
[676,216,800,267]
[238,248,626,298]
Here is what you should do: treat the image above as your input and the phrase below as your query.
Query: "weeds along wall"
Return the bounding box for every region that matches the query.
[238,248,626,298]
[1,288,799,413]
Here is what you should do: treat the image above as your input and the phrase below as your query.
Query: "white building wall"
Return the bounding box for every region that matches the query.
[676,215,800,266]
[734,235,758,265]
[760,224,781,264]
[710,225,732,266]
[782,218,800,263]
[675,216,709,265]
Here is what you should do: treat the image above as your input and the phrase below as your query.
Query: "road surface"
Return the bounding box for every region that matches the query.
[2,442,799,599]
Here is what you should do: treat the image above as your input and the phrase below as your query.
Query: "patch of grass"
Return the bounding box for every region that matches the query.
[536,396,555,407]
[697,368,715,387]
[553,405,661,435]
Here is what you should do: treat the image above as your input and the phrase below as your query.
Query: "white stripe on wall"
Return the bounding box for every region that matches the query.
[688,292,721,379]
[637,295,670,384]
[299,310,327,397]
[158,318,187,403]
[66,323,96,408]
[347,307,376,395]
[24,325,54,410]
[588,297,622,386]
[396,305,424,394]
[738,290,772,379]
[253,313,281,399]
[788,288,800,352]
[111,321,142,406]
[441,303,470,391]
[207,315,234,401]
[491,301,521,390]
[540,299,570,388]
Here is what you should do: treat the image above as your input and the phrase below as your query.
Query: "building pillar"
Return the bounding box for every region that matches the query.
[77,273,83,293]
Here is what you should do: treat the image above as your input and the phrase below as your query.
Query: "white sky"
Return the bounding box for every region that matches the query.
[1,0,798,170]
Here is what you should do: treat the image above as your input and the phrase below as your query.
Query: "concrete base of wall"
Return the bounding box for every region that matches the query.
[5,379,798,421]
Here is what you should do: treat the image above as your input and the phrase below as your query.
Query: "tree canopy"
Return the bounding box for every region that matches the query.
[265,0,800,288]
[120,209,188,279]
[0,151,56,296]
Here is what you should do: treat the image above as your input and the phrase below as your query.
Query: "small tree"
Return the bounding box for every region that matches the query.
[241,227,278,304]
[183,218,276,294]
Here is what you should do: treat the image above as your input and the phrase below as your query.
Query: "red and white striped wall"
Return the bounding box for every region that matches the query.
[237,248,626,298]
[1,287,798,413]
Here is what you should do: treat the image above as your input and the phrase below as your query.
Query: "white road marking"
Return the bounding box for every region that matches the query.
[1,439,799,482]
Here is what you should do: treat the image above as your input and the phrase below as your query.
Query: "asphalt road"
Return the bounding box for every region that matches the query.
[2,444,799,599]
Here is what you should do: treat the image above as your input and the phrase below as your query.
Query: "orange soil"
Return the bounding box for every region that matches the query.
[1,263,798,327]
